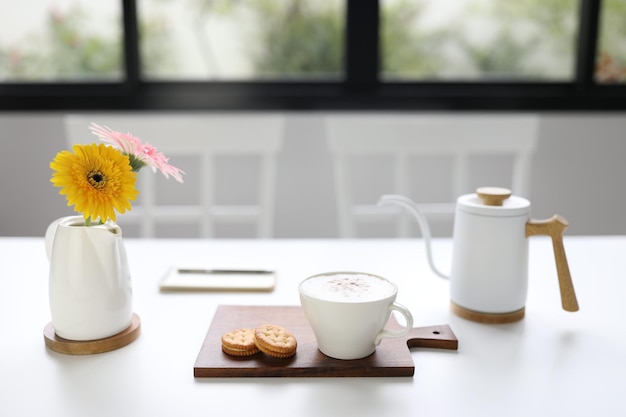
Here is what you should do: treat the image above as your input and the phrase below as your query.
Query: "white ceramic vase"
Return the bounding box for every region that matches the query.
[45,216,133,341]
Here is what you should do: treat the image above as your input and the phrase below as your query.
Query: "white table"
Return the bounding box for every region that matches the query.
[1,236,624,416]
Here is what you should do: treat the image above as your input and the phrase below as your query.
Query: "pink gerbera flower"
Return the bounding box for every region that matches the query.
[89,122,185,182]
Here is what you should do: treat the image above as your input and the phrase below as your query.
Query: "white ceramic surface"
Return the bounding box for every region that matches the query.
[299,271,413,360]
[45,216,133,341]
[378,192,533,315]
[450,194,531,313]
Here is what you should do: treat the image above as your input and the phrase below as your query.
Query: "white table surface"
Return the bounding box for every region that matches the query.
[1,236,624,417]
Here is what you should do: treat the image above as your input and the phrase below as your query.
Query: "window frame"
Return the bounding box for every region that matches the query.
[1,0,624,112]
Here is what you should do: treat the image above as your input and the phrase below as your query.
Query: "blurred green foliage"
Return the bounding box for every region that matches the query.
[248,0,342,78]
[597,0,626,82]
[1,0,623,83]
[0,6,122,80]
[381,0,578,80]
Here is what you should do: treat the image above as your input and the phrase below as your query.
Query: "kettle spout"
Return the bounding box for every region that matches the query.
[377,195,449,279]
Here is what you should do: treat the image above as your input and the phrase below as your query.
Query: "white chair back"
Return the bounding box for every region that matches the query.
[64,113,284,238]
[326,114,539,238]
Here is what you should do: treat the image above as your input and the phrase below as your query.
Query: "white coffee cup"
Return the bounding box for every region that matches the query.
[299,271,413,360]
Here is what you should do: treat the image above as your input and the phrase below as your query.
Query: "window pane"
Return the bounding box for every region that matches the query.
[596,0,626,84]
[0,1,123,82]
[138,0,344,81]
[381,0,578,81]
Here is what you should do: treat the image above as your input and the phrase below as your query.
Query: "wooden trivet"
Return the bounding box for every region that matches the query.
[44,313,141,355]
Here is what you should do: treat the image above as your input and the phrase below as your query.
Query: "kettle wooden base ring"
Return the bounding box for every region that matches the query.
[451,302,525,324]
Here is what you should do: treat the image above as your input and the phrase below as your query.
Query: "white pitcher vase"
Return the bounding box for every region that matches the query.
[45,216,133,341]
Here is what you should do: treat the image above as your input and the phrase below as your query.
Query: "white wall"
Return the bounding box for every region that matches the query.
[1,112,625,238]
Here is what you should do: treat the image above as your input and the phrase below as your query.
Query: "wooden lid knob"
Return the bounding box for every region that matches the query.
[476,187,512,206]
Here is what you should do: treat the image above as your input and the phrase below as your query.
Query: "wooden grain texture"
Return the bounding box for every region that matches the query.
[451,302,525,324]
[44,313,141,355]
[476,186,512,206]
[526,215,579,312]
[194,305,458,378]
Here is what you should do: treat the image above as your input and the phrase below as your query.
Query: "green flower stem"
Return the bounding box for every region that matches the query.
[126,153,147,173]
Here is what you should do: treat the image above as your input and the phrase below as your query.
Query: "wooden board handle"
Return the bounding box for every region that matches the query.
[526,215,579,312]
[406,325,458,350]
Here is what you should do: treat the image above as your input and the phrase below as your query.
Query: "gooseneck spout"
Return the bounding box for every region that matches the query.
[377,195,449,279]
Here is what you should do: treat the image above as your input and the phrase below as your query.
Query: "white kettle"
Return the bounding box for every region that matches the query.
[378,187,578,324]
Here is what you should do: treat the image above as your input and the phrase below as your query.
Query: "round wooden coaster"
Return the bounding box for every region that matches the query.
[451,302,525,324]
[44,313,141,355]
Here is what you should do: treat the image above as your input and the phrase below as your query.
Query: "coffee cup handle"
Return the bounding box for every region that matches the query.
[374,302,414,345]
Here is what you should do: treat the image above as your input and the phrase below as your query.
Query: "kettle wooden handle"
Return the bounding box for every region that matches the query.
[526,215,579,312]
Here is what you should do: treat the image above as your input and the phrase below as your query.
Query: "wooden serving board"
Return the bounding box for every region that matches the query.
[194,305,458,378]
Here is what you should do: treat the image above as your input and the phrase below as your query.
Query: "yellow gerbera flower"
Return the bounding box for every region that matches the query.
[50,143,139,223]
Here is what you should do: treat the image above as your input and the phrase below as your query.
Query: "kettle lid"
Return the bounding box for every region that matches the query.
[457,187,530,217]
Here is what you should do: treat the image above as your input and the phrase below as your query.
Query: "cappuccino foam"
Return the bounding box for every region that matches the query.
[300,273,396,303]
